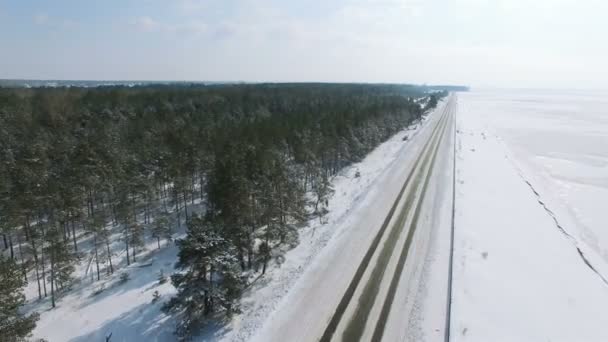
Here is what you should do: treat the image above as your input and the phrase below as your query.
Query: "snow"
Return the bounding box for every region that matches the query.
[477,89,608,266]
[453,89,608,342]
[27,201,204,341]
[29,234,181,341]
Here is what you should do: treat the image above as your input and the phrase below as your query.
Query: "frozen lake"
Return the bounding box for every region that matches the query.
[453,89,608,341]
[460,88,608,264]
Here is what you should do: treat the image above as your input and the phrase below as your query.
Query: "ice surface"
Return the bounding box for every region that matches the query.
[453,89,608,342]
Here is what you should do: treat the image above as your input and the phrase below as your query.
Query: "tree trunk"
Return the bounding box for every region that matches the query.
[40,220,48,298]
[183,189,189,221]
[199,172,205,201]
[238,248,246,271]
[50,250,56,308]
[131,193,137,223]
[26,218,42,300]
[157,236,161,249]
[89,188,95,218]
[174,187,181,229]
[63,220,69,242]
[208,268,214,313]
[125,228,130,266]
[94,235,100,281]
[106,238,114,274]
[247,244,253,270]
[132,242,136,263]
[24,223,30,242]
[17,232,27,282]
[145,200,150,225]
[86,190,92,218]
[161,180,168,212]
[8,233,14,259]
[41,244,48,297]
[112,204,118,226]
[191,174,196,205]
[71,216,78,253]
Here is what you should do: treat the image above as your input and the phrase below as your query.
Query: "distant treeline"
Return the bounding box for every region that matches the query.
[426,85,469,92]
[0,83,442,339]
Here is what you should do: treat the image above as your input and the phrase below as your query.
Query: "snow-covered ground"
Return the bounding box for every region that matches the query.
[28,212,196,341]
[453,89,608,341]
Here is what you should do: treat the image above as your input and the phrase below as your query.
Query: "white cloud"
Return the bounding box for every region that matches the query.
[33,12,79,29]
[132,16,207,36]
[133,16,161,32]
[34,13,49,25]
[61,19,78,29]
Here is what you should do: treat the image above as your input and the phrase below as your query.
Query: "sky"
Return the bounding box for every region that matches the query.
[0,0,607,88]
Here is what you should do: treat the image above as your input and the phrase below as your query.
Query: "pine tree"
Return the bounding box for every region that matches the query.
[151,212,171,249]
[257,241,271,275]
[164,214,244,339]
[129,222,145,263]
[86,212,108,281]
[0,254,39,341]
[312,171,333,216]
[45,222,75,308]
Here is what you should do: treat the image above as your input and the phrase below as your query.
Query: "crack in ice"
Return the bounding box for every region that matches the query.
[507,154,608,287]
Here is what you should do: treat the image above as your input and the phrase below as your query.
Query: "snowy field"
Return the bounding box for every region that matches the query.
[453,89,608,341]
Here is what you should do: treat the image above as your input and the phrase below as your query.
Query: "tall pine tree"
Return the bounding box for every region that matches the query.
[0,254,39,341]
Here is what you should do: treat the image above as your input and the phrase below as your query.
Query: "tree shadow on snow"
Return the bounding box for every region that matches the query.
[76,246,178,309]
[70,301,230,342]
[69,301,175,342]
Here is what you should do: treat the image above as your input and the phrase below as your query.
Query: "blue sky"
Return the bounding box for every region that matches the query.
[1,0,607,88]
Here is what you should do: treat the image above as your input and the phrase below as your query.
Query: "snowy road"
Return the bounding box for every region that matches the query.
[251,96,457,342]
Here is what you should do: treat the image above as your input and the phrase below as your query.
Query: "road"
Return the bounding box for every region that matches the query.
[251,95,457,342]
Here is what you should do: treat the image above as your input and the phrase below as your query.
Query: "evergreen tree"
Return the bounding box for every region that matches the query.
[164,214,244,339]
[45,222,75,308]
[151,212,171,249]
[257,241,271,275]
[0,254,39,341]
[86,212,108,281]
[312,171,333,218]
[129,222,145,263]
